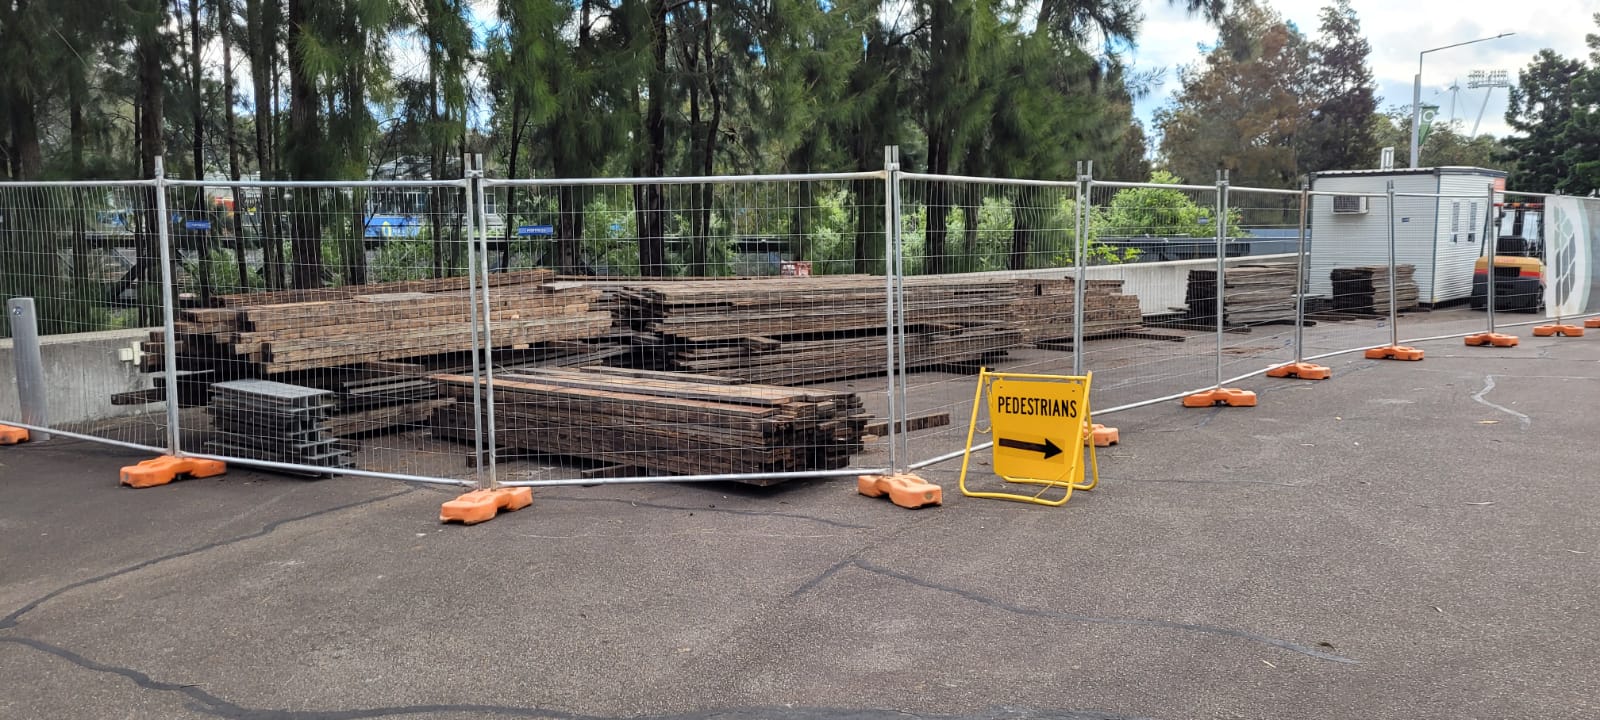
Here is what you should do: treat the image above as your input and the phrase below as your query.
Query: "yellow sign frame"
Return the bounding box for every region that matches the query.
[957,369,1099,507]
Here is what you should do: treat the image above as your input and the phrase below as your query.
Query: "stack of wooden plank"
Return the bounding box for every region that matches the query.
[1010,277,1143,343]
[1330,265,1419,314]
[145,269,610,376]
[430,366,869,479]
[205,379,353,469]
[1186,263,1298,325]
[593,275,1023,384]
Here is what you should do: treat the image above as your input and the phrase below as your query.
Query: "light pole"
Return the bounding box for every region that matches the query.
[1410,33,1515,168]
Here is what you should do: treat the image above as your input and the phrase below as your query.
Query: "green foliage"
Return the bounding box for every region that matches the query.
[1089,170,1241,245]
[1502,17,1600,195]
[1372,109,1511,173]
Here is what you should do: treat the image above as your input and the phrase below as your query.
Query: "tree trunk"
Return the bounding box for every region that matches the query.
[636,0,669,276]
[220,0,249,290]
[246,0,283,289]
[285,0,323,289]
[68,67,86,177]
[500,98,522,272]
[190,0,214,303]
[924,130,950,275]
[137,4,166,325]
[695,0,721,276]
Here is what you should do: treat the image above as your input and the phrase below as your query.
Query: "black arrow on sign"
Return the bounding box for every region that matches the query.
[997,437,1063,460]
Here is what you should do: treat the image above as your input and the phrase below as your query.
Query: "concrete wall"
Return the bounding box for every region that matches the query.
[1,327,156,427]
[938,254,1297,315]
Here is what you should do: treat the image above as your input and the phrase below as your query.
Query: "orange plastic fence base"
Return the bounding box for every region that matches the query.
[440,487,534,525]
[1266,362,1331,380]
[1085,423,1119,447]
[0,425,29,445]
[1465,332,1520,347]
[1532,324,1584,337]
[857,473,942,509]
[119,456,228,488]
[1585,318,1600,329]
[1365,345,1425,361]
[1182,388,1257,408]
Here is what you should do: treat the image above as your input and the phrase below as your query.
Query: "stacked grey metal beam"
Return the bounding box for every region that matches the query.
[206,379,353,470]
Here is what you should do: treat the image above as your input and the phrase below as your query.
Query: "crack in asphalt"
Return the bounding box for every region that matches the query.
[0,636,1156,720]
[0,489,417,630]
[823,559,1357,665]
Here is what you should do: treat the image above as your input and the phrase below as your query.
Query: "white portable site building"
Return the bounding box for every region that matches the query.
[1308,167,1507,304]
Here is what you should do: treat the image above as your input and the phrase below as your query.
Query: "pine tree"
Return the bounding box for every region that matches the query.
[1301,0,1378,173]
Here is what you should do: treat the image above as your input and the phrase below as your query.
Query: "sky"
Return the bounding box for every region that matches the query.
[1129,0,1598,150]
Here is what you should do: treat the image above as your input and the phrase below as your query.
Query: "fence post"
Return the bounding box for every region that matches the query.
[473,154,499,488]
[1183,169,1255,407]
[438,155,532,524]
[6,297,49,442]
[1268,183,1330,380]
[1072,162,1089,378]
[1467,181,1519,347]
[154,156,182,456]
[116,158,231,487]
[881,146,901,472]
[1363,181,1425,361]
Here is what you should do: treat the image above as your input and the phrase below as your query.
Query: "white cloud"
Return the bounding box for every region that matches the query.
[1130,0,1597,152]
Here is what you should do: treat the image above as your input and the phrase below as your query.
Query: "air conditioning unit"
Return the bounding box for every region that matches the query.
[1332,196,1369,215]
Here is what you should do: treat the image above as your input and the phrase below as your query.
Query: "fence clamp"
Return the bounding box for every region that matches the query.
[958,369,1099,507]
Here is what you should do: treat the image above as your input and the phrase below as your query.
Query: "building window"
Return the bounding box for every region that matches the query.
[1468,202,1478,242]
[1450,202,1460,242]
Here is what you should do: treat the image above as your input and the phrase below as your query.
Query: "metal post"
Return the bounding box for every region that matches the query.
[464,155,486,486]
[881,146,899,472]
[1072,162,1089,377]
[1410,71,1423,169]
[1214,170,1229,389]
[154,156,182,456]
[1484,181,1498,334]
[1386,182,1401,348]
[1293,183,1310,362]
[474,154,499,488]
[7,298,49,441]
[892,160,911,466]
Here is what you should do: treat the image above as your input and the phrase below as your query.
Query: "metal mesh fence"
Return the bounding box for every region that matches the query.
[1215,187,1301,382]
[886,174,1080,467]
[11,157,1600,488]
[1299,189,1404,357]
[0,179,170,450]
[476,174,892,487]
[152,177,479,484]
[1076,179,1226,411]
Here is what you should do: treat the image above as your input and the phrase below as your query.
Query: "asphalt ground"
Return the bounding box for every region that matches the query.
[3,329,1599,720]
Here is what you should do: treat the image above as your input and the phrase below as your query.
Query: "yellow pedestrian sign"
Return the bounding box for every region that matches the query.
[959,369,1099,506]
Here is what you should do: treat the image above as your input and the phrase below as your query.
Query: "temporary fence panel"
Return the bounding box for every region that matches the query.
[1498,189,1599,332]
[0,177,172,452]
[476,172,892,487]
[148,176,479,486]
[1297,189,1407,358]
[887,173,1087,470]
[1075,179,1225,412]
[1387,187,1510,343]
[1217,187,1303,383]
